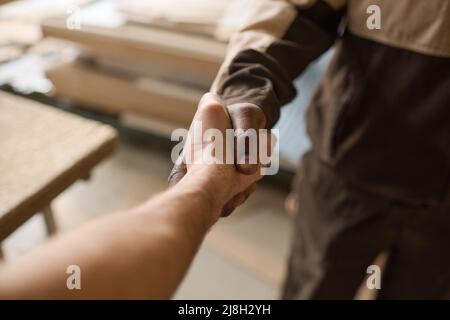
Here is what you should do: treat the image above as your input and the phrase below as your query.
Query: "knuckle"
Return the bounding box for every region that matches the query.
[228,103,266,128]
[198,94,225,114]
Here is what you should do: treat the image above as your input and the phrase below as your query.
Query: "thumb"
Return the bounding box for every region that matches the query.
[184,93,231,166]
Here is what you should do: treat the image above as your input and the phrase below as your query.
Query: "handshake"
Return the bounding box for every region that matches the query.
[168,93,278,224]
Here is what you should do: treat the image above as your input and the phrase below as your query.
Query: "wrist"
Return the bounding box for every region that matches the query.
[173,171,226,227]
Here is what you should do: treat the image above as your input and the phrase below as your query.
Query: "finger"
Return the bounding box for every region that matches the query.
[168,155,187,187]
[238,163,264,192]
[187,93,231,165]
[221,184,257,217]
[221,205,236,218]
[227,103,266,175]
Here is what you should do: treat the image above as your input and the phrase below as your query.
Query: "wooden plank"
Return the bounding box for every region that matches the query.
[0,0,92,21]
[0,21,41,47]
[117,0,230,39]
[46,61,202,128]
[41,17,227,83]
[121,112,183,137]
[93,55,213,88]
[0,92,117,241]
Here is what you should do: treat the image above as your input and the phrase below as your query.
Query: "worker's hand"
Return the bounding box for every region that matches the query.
[169,93,267,217]
[172,93,268,220]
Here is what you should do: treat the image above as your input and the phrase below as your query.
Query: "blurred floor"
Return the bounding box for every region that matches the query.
[3,137,292,299]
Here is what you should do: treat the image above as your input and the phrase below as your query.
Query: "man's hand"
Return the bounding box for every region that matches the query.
[227,102,267,174]
[170,93,267,218]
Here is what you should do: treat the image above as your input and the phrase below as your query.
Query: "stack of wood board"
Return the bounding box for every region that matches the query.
[42,17,227,88]
[0,0,94,89]
[116,0,253,42]
[46,60,202,131]
[0,0,92,22]
[42,19,227,131]
[0,20,41,63]
[40,0,230,132]
[117,0,231,40]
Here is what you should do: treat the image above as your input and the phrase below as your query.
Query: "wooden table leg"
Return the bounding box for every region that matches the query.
[42,205,57,236]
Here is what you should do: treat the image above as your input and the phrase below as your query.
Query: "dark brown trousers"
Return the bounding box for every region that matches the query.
[282,152,450,299]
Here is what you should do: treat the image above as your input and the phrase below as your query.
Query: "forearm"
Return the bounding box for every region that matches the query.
[0,176,217,299]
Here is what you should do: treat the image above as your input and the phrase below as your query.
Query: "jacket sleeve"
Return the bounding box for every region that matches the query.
[211,0,347,128]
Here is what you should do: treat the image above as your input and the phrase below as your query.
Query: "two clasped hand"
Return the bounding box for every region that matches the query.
[169,93,270,221]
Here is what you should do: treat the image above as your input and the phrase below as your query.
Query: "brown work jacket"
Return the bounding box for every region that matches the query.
[212,0,450,205]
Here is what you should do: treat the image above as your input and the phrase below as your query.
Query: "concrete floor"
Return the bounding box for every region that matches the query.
[3,137,293,299]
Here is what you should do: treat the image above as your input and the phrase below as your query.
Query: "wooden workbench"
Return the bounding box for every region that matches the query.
[0,91,117,257]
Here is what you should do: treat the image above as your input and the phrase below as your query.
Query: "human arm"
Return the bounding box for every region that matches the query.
[0,94,261,299]
[213,0,346,128]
